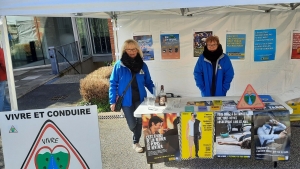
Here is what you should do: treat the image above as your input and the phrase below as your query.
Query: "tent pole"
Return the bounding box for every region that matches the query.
[0,16,18,110]
[112,12,120,61]
[71,17,83,62]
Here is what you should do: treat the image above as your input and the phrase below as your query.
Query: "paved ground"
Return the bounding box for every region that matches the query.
[1,68,300,168]
[17,83,82,110]
[13,67,57,99]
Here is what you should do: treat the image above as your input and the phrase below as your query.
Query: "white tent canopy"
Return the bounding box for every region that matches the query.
[0,0,299,16]
[112,3,300,18]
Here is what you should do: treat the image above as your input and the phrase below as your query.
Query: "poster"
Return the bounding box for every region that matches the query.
[286,97,300,121]
[181,112,213,159]
[253,110,291,161]
[254,29,276,61]
[0,105,102,169]
[160,32,180,59]
[193,31,213,57]
[290,30,300,59]
[214,110,252,158]
[142,113,179,164]
[133,34,154,61]
[226,32,246,60]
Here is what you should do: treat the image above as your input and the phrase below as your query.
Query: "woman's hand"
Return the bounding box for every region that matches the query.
[110,104,116,112]
[218,142,224,145]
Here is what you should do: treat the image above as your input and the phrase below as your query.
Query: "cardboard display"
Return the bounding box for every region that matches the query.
[237,84,265,109]
[0,105,102,169]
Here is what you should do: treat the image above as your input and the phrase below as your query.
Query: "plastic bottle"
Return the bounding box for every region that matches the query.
[159,85,167,106]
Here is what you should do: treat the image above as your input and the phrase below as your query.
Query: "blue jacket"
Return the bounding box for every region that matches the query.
[194,53,234,97]
[109,60,154,106]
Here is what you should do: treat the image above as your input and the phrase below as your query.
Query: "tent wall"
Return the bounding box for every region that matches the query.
[117,9,300,101]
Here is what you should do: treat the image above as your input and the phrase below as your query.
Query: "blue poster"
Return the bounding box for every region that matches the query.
[160,33,180,59]
[133,35,154,61]
[254,29,276,61]
[226,34,246,60]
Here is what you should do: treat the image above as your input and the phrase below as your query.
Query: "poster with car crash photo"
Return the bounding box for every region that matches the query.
[214,110,252,158]
[193,30,213,57]
[253,110,290,161]
[133,34,154,61]
[160,32,180,59]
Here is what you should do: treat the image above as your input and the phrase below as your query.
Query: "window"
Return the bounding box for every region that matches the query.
[88,18,111,55]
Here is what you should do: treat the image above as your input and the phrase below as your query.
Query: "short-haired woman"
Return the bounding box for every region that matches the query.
[194,36,234,97]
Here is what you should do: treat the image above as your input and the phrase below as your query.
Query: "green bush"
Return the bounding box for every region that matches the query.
[79,66,113,112]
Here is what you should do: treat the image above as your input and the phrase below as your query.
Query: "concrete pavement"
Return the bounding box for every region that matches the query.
[13,66,58,99]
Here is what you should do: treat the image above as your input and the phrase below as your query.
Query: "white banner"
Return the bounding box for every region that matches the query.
[0,105,102,169]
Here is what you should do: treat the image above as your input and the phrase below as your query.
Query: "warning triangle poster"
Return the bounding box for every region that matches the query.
[0,105,102,169]
[21,120,89,168]
[237,84,265,109]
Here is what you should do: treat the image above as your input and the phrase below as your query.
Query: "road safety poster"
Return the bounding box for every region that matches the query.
[0,105,102,169]
[160,31,180,60]
[254,29,276,61]
[133,33,154,61]
[226,31,246,60]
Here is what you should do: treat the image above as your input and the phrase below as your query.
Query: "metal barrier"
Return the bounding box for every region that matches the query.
[48,41,80,74]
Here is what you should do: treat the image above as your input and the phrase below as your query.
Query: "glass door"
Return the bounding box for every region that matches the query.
[88,18,111,55]
[76,18,90,57]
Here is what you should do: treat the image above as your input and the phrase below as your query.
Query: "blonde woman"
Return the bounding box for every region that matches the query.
[109,39,155,153]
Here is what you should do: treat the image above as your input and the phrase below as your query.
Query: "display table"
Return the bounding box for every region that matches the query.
[136,95,292,169]
[134,95,293,117]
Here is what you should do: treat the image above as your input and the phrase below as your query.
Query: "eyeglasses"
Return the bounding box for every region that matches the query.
[207,44,217,47]
[125,48,137,52]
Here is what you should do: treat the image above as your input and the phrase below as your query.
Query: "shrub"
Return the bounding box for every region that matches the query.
[85,66,113,79]
[80,66,113,112]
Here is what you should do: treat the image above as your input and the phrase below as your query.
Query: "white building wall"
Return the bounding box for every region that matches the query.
[117,9,300,101]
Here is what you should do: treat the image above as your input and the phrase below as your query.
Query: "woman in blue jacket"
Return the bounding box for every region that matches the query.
[194,36,234,97]
[109,39,154,153]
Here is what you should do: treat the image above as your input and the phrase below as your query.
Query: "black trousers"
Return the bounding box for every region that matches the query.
[194,135,199,156]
